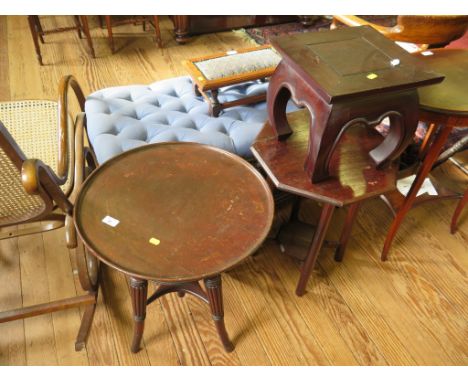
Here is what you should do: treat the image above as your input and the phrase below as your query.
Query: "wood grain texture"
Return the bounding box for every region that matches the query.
[0,16,467,366]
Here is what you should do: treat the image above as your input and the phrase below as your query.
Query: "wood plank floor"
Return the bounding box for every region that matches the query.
[0,16,467,366]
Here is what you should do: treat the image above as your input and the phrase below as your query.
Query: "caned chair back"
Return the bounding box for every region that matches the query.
[0,121,53,227]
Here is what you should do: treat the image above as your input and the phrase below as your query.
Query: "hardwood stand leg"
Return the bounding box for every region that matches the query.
[334,202,361,262]
[204,275,234,352]
[296,203,335,296]
[130,277,148,353]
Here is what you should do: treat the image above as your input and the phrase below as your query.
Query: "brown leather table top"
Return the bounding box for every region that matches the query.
[75,143,274,282]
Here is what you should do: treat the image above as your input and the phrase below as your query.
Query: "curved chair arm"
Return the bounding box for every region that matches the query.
[21,158,73,216]
[57,75,87,180]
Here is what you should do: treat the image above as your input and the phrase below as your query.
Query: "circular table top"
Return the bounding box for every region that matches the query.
[417,49,468,115]
[75,143,274,282]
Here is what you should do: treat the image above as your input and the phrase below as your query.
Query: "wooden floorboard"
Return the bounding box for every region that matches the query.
[0,15,467,366]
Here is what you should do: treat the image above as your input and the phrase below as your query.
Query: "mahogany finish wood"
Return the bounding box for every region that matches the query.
[184,45,276,116]
[74,142,274,353]
[27,16,95,65]
[252,109,400,295]
[268,26,444,183]
[171,16,297,44]
[381,49,468,260]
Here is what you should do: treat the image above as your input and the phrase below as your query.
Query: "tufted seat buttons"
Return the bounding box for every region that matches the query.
[85,76,298,164]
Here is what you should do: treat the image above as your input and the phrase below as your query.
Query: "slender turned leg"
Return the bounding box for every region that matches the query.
[381,123,453,261]
[210,89,222,117]
[130,277,148,353]
[296,203,335,296]
[334,202,361,262]
[73,16,83,38]
[204,275,234,352]
[105,16,115,53]
[153,16,162,48]
[79,16,95,58]
[32,16,45,43]
[451,188,468,234]
[27,16,43,65]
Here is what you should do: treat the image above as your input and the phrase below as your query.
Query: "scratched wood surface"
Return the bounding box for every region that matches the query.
[0,16,467,366]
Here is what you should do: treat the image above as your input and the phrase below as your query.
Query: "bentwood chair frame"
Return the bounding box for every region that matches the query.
[0,75,99,351]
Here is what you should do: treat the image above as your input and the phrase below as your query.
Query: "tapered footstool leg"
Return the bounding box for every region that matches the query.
[130,277,148,353]
[204,275,234,352]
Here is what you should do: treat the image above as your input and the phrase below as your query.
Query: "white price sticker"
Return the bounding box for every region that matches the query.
[102,215,120,227]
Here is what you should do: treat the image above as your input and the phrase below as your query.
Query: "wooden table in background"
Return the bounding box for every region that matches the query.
[74,142,274,353]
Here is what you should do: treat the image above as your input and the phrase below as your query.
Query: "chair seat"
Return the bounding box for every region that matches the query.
[0,100,73,195]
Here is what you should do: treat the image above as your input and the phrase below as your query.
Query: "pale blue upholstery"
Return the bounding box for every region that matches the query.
[85,76,287,164]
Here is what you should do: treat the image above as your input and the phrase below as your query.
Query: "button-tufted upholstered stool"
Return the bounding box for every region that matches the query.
[85,76,287,164]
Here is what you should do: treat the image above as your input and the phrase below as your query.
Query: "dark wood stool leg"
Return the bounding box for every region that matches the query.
[334,201,361,262]
[296,203,335,296]
[27,16,43,65]
[130,277,148,353]
[104,16,115,53]
[204,275,234,352]
[451,188,468,234]
[153,16,162,48]
[381,123,453,260]
[79,16,95,58]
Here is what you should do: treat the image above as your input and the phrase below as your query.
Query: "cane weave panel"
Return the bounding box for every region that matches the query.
[0,100,72,194]
[0,146,46,225]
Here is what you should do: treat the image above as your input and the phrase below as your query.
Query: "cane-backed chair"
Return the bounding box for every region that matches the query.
[0,75,99,351]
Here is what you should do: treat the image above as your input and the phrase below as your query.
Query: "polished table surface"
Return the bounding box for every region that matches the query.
[74,142,274,283]
[417,49,468,115]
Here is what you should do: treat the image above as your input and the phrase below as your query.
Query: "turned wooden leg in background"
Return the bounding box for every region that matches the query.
[296,203,335,296]
[204,275,234,352]
[334,201,361,262]
[105,16,115,53]
[79,16,96,58]
[153,16,162,48]
[27,16,43,65]
[130,277,148,353]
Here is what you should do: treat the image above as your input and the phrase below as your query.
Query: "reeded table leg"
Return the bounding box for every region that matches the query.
[204,275,234,352]
[130,277,148,353]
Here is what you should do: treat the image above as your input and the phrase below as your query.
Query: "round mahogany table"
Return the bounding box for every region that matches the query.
[382,49,468,259]
[74,142,274,353]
